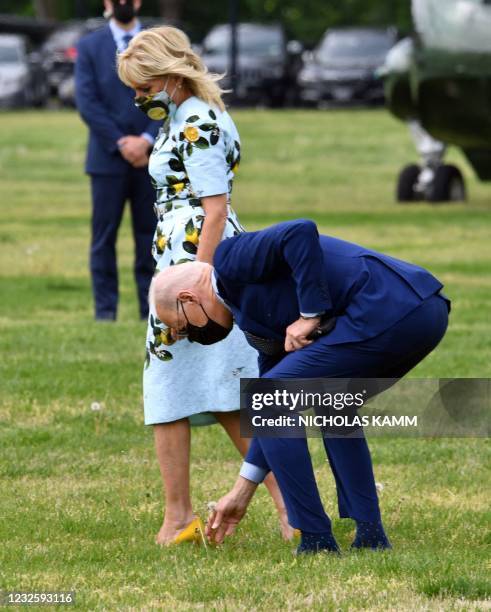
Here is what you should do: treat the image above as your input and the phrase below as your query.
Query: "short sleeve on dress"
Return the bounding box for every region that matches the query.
[179,110,229,198]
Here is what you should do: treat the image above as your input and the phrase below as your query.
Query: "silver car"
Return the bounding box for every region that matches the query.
[0,34,48,109]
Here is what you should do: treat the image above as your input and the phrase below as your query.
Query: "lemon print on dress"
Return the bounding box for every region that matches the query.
[186,227,199,246]
[147,314,174,363]
[173,182,185,194]
[182,218,201,255]
[159,328,175,346]
[183,125,200,142]
[156,234,167,251]
[148,105,168,120]
[155,227,168,255]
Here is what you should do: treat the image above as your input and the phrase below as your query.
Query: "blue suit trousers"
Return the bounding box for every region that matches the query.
[90,169,156,319]
[246,294,449,532]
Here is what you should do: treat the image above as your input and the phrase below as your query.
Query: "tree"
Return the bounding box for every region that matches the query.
[3,0,413,44]
[158,0,183,24]
[33,0,58,20]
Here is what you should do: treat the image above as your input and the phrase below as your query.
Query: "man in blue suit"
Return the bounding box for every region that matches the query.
[149,219,450,553]
[75,0,160,320]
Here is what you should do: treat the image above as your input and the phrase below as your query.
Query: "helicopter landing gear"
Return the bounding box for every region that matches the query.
[396,121,466,203]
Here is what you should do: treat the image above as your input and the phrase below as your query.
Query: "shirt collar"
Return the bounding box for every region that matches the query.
[211,270,231,312]
[109,18,141,48]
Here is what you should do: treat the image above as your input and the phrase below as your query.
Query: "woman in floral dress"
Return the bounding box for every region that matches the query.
[118,26,292,544]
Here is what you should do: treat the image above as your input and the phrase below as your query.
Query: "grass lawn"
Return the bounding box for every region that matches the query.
[0,108,490,610]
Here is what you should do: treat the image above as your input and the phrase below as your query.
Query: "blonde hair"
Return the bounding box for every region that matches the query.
[118,26,226,111]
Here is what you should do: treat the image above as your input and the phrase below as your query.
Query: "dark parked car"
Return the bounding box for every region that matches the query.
[0,34,48,108]
[40,21,89,97]
[49,17,161,106]
[298,28,397,106]
[200,23,303,107]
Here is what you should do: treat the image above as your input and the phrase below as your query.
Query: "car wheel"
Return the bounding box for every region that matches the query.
[22,89,33,108]
[427,164,466,203]
[396,164,422,202]
[33,83,48,107]
[268,92,286,108]
[283,86,298,108]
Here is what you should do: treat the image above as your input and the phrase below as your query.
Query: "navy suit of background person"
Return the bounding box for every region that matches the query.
[75,0,160,320]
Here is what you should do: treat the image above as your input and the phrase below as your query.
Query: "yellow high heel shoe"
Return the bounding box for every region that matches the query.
[169,517,206,546]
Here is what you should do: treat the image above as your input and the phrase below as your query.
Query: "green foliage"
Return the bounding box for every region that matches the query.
[2,0,412,45]
[1,0,34,16]
[239,0,412,45]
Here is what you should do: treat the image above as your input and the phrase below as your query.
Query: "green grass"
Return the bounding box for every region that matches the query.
[0,109,490,610]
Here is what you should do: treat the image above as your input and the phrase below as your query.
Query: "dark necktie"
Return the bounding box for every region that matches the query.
[122,34,133,50]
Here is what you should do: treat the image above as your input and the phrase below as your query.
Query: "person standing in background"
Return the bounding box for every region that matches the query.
[75,0,160,321]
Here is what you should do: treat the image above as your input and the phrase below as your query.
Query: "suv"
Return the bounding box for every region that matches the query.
[298,27,397,106]
[47,17,161,106]
[200,23,303,107]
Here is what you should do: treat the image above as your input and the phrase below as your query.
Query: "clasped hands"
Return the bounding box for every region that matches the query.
[117,135,151,168]
[284,315,321,353]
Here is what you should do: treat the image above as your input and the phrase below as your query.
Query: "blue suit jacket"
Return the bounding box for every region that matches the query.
[214,220,450,354]
[74,25,160,175]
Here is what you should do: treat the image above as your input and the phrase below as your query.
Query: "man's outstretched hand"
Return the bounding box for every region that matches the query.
[206,477,258,544]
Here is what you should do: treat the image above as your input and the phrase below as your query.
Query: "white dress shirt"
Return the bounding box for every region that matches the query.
[109,19,155,146]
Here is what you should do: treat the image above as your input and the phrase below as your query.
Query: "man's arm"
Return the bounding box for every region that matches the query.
[141,118,161,143]
[241,438,270,483]
[215,219,333,316]
[205,476,258,544]
[74,38,125,154]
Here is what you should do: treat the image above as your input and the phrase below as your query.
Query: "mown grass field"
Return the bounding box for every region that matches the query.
[0,108,490,610]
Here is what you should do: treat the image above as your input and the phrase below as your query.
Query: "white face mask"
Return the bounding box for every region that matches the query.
[134,78,179,121]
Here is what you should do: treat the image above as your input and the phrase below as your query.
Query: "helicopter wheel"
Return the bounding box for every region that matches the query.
[427,164,466,203]
[396,164,422,203]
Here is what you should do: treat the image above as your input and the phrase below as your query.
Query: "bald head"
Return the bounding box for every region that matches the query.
[149,261,233,335]
[149,261,209,320]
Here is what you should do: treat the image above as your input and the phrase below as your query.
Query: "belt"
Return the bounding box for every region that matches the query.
[153,199,203,220]
[243,315,336,355]
[243,331,285,356]
[153,199,234,222]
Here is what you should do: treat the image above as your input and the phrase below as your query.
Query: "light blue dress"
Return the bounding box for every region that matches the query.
[143,96,258,426]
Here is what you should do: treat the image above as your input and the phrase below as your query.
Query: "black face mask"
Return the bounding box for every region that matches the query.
[112,1,136,24]
[177,300,231,345]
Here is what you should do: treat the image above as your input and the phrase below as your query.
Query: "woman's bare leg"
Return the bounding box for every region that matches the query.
[153,418,196,545]
[213,411,295,540]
